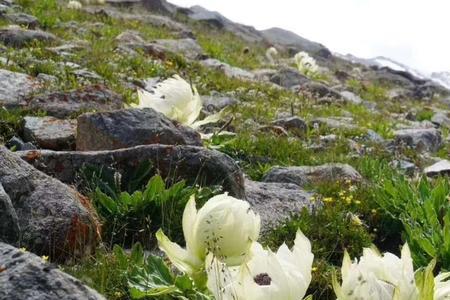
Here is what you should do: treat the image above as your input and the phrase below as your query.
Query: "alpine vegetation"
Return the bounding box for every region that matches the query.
[136,75,223,129]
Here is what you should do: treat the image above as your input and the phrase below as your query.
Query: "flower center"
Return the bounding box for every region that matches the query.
[254,273,272,286]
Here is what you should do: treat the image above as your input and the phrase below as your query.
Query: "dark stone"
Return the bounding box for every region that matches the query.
[0,242,105,300]
[269,67,310,89]
[6,136,37,151]
[0,147,99,259]
[4,13,39,28]
[26,85,124,118]
[263,163,362,188]
[23,116,77,151]
[0,26,57,48]
[18,145,245,198]
[393,128,442,153]
[76,108,202,151]
[0,183,19,244]
[272,117,307,137]
[245,179,317,234]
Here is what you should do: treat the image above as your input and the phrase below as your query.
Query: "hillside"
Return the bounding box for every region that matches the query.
[1,0,450,299]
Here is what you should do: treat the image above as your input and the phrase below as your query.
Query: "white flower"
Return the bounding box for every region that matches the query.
[157,194,260,279]
[207,230,313,300]
[294,51,319,75]
[67,0,82,9]
[266,47,279,65]
[333,244,419,300]
[435,272,450,300]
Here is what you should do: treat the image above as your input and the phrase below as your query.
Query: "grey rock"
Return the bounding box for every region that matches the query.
[0,183,19,244]
[263,163,362,188]
[269,67,310,89]
[393,128,442,153]
[0,69,39,107]
[0,147,99,259]
[340,90,363,104]
[4,13,39,28]
[6,136,37,151]
[200,58,255,80]
[424,160,450,177]
[310,117,358,131]
[72,68,102,80]
[18,145,245,198]
[27,85,124,118]
[0,4,9,14]
[391,160,416,176]
[151,38,203,60]
[0,242,105,300]
[431,112,450,128]
[261,27,331,58]
[365,129,384,143]
[0,26,57,48]
[202,94,239,112]
[23,116,77,151]
[300,81,342,99]
[76,108,202,151]
[181,5,262,42]
[272,116,307,137]
[245,179,317,233]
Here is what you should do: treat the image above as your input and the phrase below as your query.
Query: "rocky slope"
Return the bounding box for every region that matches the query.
[1,0,450,299]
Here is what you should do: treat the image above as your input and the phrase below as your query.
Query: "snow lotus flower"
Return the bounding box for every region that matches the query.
[434,272,450,300]
[156,194,260,281]
[333,244,419,300]
[294,51,319,75]
[207,230,313,300]
[67,0,82,9]
[136,75,223,129]
[266,47,278,65]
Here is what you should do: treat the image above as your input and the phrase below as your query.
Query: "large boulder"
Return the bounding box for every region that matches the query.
[0,242,105,300]
[0,69,40,108]
[260,27,331,58]
[0,147,99,259]
[26,85,124,118]
[18,145,245,198]
[263,163,362,188]
[0,183,19,244]
[23,116,77,151]
[424,160,450,177]
[269,67,310,89]
[0,26,57,48]
[393,128,442,153]
[76,108,202,151]
[245,179,317,234]
[149,38,203,60]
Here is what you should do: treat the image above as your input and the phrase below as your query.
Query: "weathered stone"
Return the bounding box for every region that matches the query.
[27,85,124,118]
[200,58,255,80]
[269,67,310,89]
[0,147,99,259]
[272,116,307,137]
[202,94,239,112]
[0,242,105,300]
[0,183,19,244]
[245,179,317,233]
[23,116,77,151]
[0,69,39,107]
[4,13,39,28]
[150,38,203,60]
[431,112,450,128]
[5,136,37,151]
[18,145,245,198]
[300,81,342,99]
[424,160,450,177]
[393,128,442,153]
[263,163,362,188]
[340,90,363,104]
[0,26,57,48]
[310,117,358,131]
[391,160,416,176]
[76,108,202,151]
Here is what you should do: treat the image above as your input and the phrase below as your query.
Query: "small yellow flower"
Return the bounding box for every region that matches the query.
[310,196,316,202]
[339,191,346,197]
[355,200,361,205]
[312,267,318,272]
[19,247,27,253]
[371,209,377,214]
[41,255,49,262]
[323,197,334,203]
[350,214,363,226]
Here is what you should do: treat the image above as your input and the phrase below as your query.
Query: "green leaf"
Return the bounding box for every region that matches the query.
[95,188,118,215]
[415,260,436,300]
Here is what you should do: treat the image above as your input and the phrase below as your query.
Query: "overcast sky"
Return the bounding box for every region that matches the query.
[169,0,449,74]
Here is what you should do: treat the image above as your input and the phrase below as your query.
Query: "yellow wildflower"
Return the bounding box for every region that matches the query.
[19,247,27,253]
[41,255,49,262]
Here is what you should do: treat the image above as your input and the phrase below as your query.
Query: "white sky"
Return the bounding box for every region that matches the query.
[169,0,450,74]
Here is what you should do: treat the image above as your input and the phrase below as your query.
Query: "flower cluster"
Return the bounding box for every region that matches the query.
[157,193,314,299]
[294,51,319,76]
